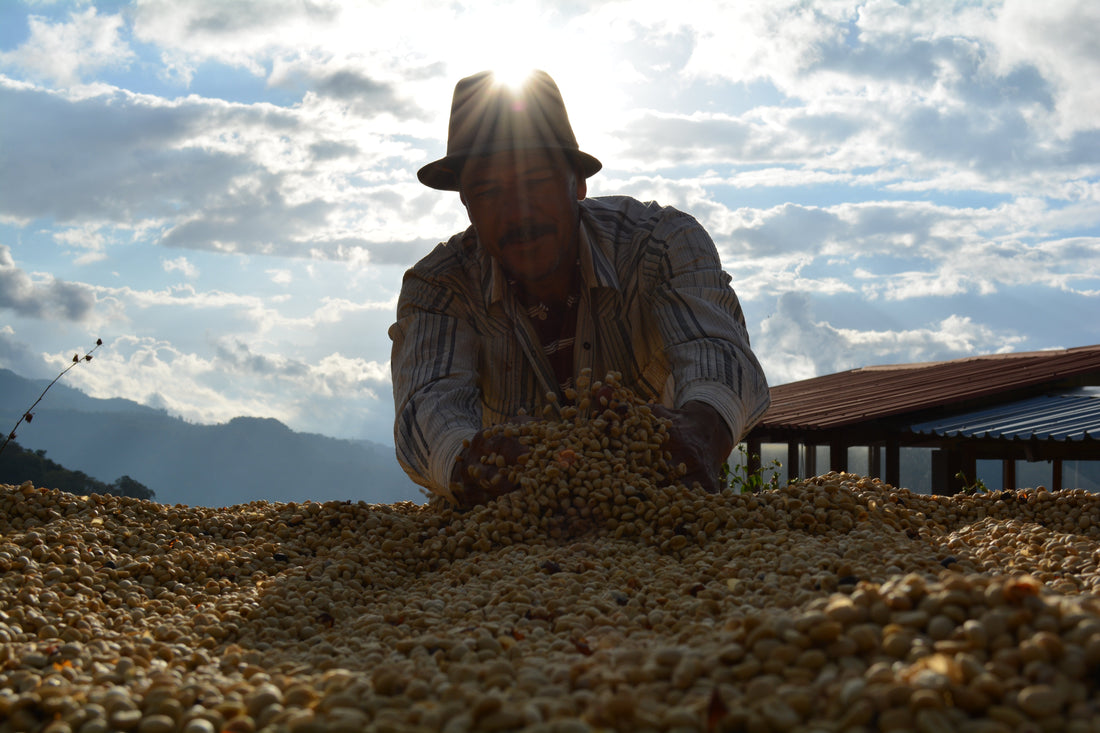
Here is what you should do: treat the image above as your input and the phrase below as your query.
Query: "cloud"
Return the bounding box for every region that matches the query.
[268,59,426,119]
[993,0,1100,135]
[614,89,1087,186]
[0,245,96,321]
[213,337,310,378]
[0,79,272,224]
[157,173,335,254]
[267,269,292,285]
[725,203,846,257]
[0,76,456,263]
[754,291,1026,385]
[309,140,360,163]
[605,1,1097,187]
[86,273,400,346]
[0,7,134,87]
[52,223,111,265]
[131,0,341,81]
[98,282,263,312]
[57,333,395,442]
[52,334,269,427]
[127,0,450,99]
[703,197,1100,302]
[162,256,198,278]
[0,325,47,378]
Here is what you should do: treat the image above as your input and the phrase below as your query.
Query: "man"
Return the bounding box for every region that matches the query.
[389,70,770,506]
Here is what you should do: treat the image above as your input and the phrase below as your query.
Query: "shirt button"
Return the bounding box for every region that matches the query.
[583,342,591,350]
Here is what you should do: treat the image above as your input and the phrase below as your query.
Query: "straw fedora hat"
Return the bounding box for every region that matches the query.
[417,70,602,191]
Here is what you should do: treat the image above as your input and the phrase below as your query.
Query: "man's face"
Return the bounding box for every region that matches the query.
[459,148,586,294]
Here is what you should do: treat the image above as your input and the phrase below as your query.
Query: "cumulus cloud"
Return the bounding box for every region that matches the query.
[0,80,269,223]
[724,203,846,257]
[214,337,310,378]
[708,198,1100,302]
[754,292,1027,385]
[97,282,263,312]
[58,333,395,442]
[268,58,427,120]
[0,78,443,261]
[0,245,96,321]
[267,269,292,285]
[603,0,1098,189]
[993,0,1100,135]
[0,7,134,87]
[162,256,198,278]
[1,75,437,259]
[0,326,46,378]
[130,0,341,81]
[157,174,335,255]
[52,335,269,426]
[52,223,111,265]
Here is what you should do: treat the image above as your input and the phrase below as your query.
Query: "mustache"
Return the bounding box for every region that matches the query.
[498,221,557,249]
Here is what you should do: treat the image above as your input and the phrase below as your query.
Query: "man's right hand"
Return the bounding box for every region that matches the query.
[450,419,533,508]
[650,401,733,494]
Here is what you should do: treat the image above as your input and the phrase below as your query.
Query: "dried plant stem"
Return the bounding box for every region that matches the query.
[0,338,103,458]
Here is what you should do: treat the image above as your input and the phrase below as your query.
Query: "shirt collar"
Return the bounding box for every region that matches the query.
[577,208,621,291]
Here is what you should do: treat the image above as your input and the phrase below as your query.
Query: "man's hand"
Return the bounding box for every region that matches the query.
[652,401,734,493]
[450,418,534,508]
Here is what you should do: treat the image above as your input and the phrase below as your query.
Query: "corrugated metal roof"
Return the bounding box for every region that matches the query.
[908,387,1100,441]
[759,344,1100,431]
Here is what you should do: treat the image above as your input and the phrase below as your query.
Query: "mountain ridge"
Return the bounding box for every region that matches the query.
[0,368,422,507]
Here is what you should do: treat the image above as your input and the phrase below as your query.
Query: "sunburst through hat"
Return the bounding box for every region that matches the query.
[417,70,602,191]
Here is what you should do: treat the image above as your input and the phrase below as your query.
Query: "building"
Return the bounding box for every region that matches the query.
[744,345,1100,494]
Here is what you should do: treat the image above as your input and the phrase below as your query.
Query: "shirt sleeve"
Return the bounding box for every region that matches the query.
[647,211,771,442]
[388,253,482,498]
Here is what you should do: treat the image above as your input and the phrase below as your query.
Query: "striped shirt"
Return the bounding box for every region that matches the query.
[388,195,771,495]
[517,287,580,394]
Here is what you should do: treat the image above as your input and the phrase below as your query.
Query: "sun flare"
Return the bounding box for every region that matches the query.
[437,1,625,173]
[490,65,537,92]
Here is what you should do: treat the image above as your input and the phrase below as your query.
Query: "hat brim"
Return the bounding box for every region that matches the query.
[417,147,602,191]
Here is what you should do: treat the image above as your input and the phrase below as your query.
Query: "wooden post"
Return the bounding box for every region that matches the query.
[830,441,847,474]
[1052,459,1062,491]
[1003,458,1016,490]
[787,442,800,482]
[932,449,945,493]
[959,447,976,494]
[941,444,974,495]
[932,445,968,494]
[886,439,900,489]
[805,443,817,477]
[746,436,762,478]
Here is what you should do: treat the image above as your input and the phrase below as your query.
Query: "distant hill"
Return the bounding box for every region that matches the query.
[0,368,423,507]
[0,441,155,500]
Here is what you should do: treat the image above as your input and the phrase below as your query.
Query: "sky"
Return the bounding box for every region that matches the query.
[1,0,1098,449]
